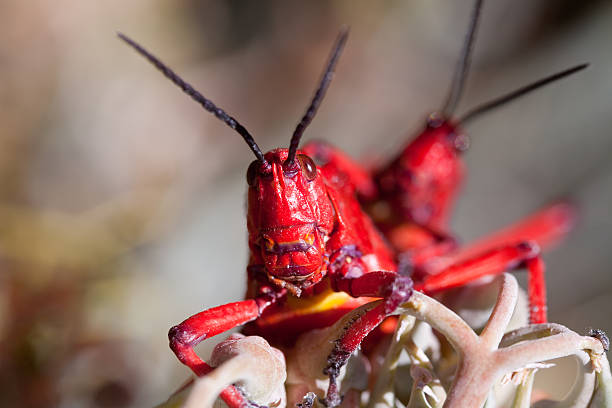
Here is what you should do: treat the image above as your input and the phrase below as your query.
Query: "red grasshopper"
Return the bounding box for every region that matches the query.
[302,0,587,325]
[119,30,412,408]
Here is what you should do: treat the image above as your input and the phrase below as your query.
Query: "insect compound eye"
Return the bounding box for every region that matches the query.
[303,230,316,246]
[297,154,317,181]
[246,160,260,187]
[261,235,275,252]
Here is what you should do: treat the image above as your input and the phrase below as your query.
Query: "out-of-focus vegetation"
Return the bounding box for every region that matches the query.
[0,1,611,406]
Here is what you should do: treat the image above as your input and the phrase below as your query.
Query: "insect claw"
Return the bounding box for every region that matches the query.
[322,347,352,407]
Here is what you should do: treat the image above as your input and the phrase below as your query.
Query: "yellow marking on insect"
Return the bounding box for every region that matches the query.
[303,231,315,246]
[279,239,303,245]
[262,235,275,251]
[286,286,375,315]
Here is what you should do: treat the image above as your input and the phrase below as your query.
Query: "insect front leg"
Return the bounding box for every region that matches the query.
[322,271,414,407]
[169,300,259,375]
[415,241,547,323]
[168,290,284,408]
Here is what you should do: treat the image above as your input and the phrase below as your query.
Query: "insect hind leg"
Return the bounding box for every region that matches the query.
[415,241,547,324]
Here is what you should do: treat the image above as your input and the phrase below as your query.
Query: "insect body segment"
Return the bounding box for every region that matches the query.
[373,117,466,231]
[373,61,589,242]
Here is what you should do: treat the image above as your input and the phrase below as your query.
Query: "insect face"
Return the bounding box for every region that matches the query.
[247,149,334,292]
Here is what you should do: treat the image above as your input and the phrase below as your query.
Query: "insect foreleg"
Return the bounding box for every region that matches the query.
[168,293,282,408]
[323,272,414,407]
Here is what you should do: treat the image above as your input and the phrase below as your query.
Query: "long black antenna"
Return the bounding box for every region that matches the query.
[459,63,589,124]
[286,27,349,167]
[117,32,268,165]
[440,0,484,116]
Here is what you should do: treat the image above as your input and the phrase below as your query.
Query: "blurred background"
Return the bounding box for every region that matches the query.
[0,0,611,406]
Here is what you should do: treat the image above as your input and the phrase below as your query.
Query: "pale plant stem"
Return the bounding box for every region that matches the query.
[396,290,478,355]
[501,324,572,346]
[367,314,416,408]
[184,335,286,408]
[496,331,603,371]
[396,274,517,406]
[405,363,445,408]
[479,274,518,349]
[184,354,253,408]
[483,390,497,408]
[405,338,446,406]
[589,352,612,407]
[406,382,436,408]
[511,369,536,408]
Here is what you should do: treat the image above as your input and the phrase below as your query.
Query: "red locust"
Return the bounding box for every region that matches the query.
[302,0,586,325]
[120,30,410,408]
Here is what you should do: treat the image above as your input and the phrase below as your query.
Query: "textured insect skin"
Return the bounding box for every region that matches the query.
[241,148,401,336]
[372,117,466,233]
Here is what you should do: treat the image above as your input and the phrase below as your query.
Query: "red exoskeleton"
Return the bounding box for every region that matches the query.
[302,0,587,325]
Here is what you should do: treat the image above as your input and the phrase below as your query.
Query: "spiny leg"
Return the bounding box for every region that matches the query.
[324,272,414,406]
